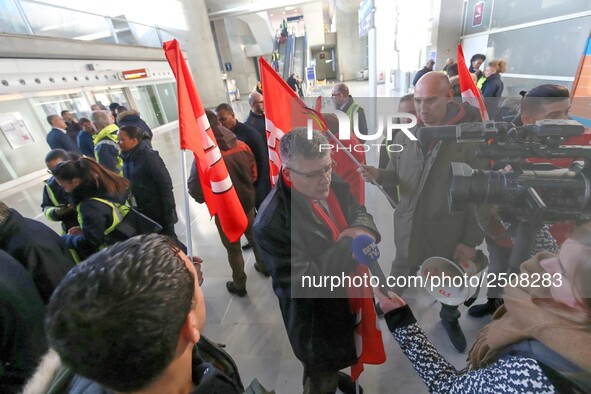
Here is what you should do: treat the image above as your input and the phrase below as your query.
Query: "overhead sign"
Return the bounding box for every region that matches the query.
[306,66,316,82]
[472,1,484,27]
[121,68,149,80]
[358,0,374,37]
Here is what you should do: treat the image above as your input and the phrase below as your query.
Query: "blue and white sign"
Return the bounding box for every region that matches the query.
[358,0,374,37]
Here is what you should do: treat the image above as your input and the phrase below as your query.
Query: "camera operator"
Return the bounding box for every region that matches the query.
[360,72,490,352]
[470,84,588,317]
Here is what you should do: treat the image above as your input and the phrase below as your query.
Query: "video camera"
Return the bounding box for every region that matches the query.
[419,119,591,222]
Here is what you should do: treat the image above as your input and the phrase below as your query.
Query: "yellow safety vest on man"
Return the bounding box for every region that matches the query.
[93,124,123,174]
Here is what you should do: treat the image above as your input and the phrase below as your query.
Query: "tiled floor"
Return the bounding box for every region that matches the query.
[0,81,493,393]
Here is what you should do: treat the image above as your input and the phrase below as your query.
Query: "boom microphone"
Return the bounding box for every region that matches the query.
[352,235,391,296]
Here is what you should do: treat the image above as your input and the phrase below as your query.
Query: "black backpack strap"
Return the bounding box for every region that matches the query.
[193,335,244,392]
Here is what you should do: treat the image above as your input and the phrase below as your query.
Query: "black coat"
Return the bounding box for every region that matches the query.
[232,121,271,208]
[0,209,75,303]
[244,110,266,142]
[0,249,47,393]
[61,181,127,258]
[253,175,380,371]
[412,67,431,86]
[121,141,177,234]
[481,73,504,118]
[481,73,504,98]
[117,110,153,140]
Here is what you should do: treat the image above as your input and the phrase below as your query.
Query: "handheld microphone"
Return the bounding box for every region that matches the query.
[352,235,391,296]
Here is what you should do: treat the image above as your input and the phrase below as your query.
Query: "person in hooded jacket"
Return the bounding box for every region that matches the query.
[0,201,75,303]
[118,126,184,251]
[52,157,130,259]
[188,110,269,296]
[117,108,153,143]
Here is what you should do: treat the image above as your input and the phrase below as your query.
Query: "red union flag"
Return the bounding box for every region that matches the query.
[259,57,316,184]
[164,39,247,242]
[457,44,489,121]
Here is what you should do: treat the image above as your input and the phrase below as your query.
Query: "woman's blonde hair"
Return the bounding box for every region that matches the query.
[533,221,591,326]
[488,59,507,74]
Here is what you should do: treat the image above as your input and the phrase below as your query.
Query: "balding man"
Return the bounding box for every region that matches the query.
[244,92,272,208]
[92,110,122,173]
[331,83,368,140]
[245,92,266,141]
[361,72,490,352]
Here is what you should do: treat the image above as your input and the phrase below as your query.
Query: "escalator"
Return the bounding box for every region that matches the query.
[274,34,306,82]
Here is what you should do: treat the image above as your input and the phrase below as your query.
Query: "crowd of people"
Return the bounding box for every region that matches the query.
[1,53,590,394]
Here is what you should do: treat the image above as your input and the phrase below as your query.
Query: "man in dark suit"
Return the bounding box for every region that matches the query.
[216,103,271,209]
[61,110,81,144]
[46,114,81,154]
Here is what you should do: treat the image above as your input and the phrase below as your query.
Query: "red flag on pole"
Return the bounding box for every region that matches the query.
[259,57,316,184]
[164,39,247,242]
[315,96,366,205]
[457,44,489,121]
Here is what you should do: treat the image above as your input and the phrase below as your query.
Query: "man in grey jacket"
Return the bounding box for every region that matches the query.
[361,72,490,352]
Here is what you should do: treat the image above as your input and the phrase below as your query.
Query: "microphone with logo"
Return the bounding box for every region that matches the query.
[352,234,392,297]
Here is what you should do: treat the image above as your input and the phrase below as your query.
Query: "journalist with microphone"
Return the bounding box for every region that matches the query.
[360,72,491,352]
[254,128,381,393]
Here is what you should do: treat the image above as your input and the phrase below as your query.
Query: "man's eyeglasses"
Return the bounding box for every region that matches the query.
[289,160,336,180]
[331,93,341,97]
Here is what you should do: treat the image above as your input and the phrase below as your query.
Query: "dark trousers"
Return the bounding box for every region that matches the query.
[214,209,262,290]
[302,365,339,394]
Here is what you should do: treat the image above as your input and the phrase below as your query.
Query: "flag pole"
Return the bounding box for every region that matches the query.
[180,149,193,257]
[323,127,398,209]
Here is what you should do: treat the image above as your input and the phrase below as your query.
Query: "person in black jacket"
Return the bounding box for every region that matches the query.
[118,126,183,250]
[216,103,271,210]
[42,149,79,233]
[52,157,130,259]
[117,108,154,142]
[42,234,242,394]
[61,110,81,144]
[481,59,507,118]
[0,201,75,303]
[253,129,380,393]
[412,59,435,86]
[244,92,272,208]
[0,249,47,394]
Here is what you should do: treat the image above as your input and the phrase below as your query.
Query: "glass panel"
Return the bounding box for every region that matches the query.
[0,0,30,35]
[486,16,591,77]
[30,94,72,120]
[145,85,165,125]
[129,86,161,128]
[492,0,591,28]
[90,89,130,111]
[155,83,178,123]
[126,21,161,47]
[0,99,51,177]
[499,76,573,97]
[67,92,91,122]
[20,0,116,43]
[463,0,492,35]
